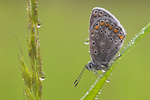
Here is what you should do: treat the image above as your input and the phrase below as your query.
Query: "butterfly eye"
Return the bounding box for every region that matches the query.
[89,64,92,68]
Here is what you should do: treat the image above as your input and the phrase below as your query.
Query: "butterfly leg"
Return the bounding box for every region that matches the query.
[94,70,100,77]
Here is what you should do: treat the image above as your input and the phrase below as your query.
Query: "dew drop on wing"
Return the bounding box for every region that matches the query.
[84,38,89,45]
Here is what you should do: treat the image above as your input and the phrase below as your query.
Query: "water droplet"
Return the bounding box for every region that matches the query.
[100,74,103,77]
[111,60,114,63]
[132,41,135,44]
[40,71,45,81]
[88,85,94,91]
[84,38,89,45]
[22,79,24,80]
[36,20,42,28]
[39,77,45,81]
[124,46,126,49]
[37,24,41,28]
[141,27,145,34]
[34,4,39,10]
[95,95,98,99]
[88,61,91,63]
[29,1,31,6]
[88,50,90,52]
[118,52,121,57]
[142,27,145,30]
[98,90,101,94]
[26,8,28,10]
[106,77,110,83]
[89,86,92,90]
[135,34,138,37]
[102,70,105,73]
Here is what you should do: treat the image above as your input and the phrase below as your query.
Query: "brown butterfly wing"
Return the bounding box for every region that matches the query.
[89,7,126,68]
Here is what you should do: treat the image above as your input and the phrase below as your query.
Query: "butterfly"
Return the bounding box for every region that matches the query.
[74,7,126,87]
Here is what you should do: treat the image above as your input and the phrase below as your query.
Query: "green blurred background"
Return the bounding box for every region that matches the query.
[0,0,150,100]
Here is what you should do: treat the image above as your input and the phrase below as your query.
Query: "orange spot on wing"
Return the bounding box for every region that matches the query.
[117,34,121,37]
[120,36,124,39]
[95,26,99,30]
[109,26,113,30]
[100,22,104,26]
[99,14,103,17]
[118,34,124,41]
[93,14,97,17]
[114,29,119,33]
[91,30,94,34]
[105,23,109,27]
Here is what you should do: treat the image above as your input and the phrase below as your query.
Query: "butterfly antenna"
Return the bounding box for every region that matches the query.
[74,66,86,87]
